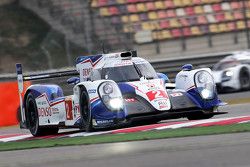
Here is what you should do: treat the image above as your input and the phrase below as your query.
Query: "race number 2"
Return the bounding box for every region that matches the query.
[146,90,168,101]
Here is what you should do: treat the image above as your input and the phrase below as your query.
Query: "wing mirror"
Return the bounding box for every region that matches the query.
[182,64,193,71]
[67,77,80,85]
[157,73,170,83]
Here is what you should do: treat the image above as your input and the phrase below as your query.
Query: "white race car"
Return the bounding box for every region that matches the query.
[212,51,250,92]
[16,51,226,136]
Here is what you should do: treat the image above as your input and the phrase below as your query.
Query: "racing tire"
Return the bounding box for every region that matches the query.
[239,68,250,90]
[80,88,94,132]
[26,93,59,136]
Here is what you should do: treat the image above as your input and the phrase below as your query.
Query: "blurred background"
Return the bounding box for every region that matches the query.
[1,0,250,73]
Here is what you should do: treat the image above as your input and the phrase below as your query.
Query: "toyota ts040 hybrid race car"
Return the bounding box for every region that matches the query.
[212,51,250,92]
[16,51,226,136]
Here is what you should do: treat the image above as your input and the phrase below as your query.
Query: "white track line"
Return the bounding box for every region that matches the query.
[155,116,250,130]
[0,134,33,142]
[1,116,250,142]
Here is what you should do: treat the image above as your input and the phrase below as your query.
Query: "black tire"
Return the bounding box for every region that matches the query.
[80,88,94,132]
[239,68,250,90]
[26,93,58,136]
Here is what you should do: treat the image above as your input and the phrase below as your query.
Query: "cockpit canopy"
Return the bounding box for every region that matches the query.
[91,61,158,82]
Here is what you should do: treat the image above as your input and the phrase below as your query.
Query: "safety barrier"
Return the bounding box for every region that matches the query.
[0,81,30,127]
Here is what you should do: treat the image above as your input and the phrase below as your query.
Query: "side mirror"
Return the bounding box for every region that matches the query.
[157,73,170,83]
[67,77,80,85]
[182,64,193,71]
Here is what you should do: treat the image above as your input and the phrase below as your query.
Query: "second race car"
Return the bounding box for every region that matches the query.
[212,51,250,92]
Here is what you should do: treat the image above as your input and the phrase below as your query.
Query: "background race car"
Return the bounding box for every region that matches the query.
[212,51,250,92]
[16,51,226,136]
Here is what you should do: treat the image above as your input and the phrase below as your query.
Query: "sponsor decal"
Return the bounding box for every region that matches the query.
[170,92,183,97]
[38,107,52,117]
[158,100,169,109]
[37,100,47,105]
[51,107,59,114]
[82,68,91,77]
[96,119,114,125]
[114,60,133,67]
[73,105,80,118]
[125,98,136,102]
[145,83,161,91]
[36,93,64,118]
[88,89,96,94]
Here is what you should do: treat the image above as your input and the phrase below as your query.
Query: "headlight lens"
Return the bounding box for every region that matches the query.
[103,83,113,94]
[109,98,123,110]
[195,71,215,100]
[197,72,208,83]
[98,81,123,111]
[225,71,233,77]
[222,70,233,82]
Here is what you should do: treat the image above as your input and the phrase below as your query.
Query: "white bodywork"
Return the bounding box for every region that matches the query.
[127,79,171,111]
[176,68,213,91]
[18,51,217,129]
[212,51,250,91]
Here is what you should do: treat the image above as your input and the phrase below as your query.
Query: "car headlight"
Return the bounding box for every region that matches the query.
[225,71,233,77]
[195,71,215,100]
[103,83,113,94]
[222,70,233,82]
[109,98,123,110]
[98,81,123,111]
[197,72,208,83]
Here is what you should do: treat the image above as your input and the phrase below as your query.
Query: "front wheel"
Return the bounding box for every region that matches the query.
[26,93,58,136]
[80,88,94,132]
[239,68,250,90]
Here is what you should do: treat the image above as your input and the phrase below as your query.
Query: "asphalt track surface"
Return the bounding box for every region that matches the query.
[1,133,250,167]
[0,91,250,167]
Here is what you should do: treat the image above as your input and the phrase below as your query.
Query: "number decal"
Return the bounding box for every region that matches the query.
[146,90,168,101]
[65,100,73,120]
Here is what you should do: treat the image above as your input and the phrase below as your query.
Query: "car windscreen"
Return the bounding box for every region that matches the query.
[100,63,158,82]
[136,63,158,79]
[101,65,140,82]
[213,61,240,71]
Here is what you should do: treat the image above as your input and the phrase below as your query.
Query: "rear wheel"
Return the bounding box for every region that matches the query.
[26,93,58,136]
[80,88,94,132]
[239,68,250,90]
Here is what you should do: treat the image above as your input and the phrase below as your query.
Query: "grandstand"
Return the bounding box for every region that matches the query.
[19,0,250,60]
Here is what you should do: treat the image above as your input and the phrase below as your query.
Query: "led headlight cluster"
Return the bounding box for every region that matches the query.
[195,71,215,100]
[98,82,123,111]
[222,70,233,82]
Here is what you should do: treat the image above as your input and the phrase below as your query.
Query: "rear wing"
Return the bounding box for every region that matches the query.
[15,63,78,128]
